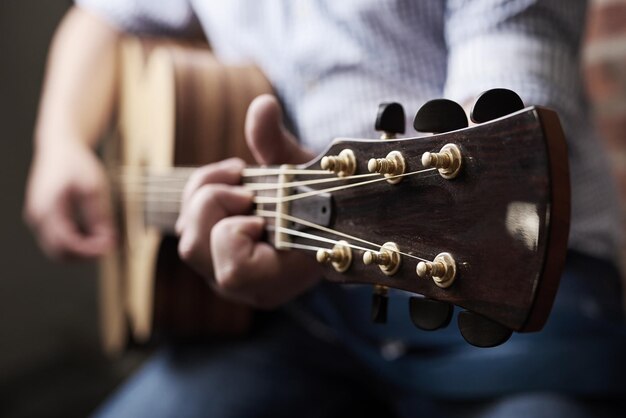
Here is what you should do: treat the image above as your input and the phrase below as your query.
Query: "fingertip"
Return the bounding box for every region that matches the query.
[245,95,283,164]
[247,94,280,123]
[184,159,246,204]
[174,217,183,236]
[177,231,193,262]
[245,95,313,165]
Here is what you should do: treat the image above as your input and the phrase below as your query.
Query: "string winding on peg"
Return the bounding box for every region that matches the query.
[320,149,356,177]
[421,143,462,179]
[416,252,457,288]
[316,240,353,273]
[363,242,401,276]
[367,151,406,184]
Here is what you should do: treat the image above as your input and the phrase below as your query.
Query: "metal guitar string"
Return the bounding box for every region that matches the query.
[112,168,437,203]
[273,241,327,252]
[114,171,379,195]
[116,167,439,263]
[115,165,326,176]
[256,209,431,262]
[252,168,438,204]
[243,172,379,191]
[242,168,331,176]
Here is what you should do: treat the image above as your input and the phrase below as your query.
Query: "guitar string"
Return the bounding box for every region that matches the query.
[257,209,431,262]
[271,241,326,253]
[118,166,438,263]
[130,168,436,224]
[114,166,332,177]
[139,204,434,262]
[243,168,332,176]
[112,171,379,194]
[253,168,438,204]
[256,209,381,250]
[112,168,438,204]
[243,172,379,191]
[273,226,432,263]
[138,210,434,263]
[272,226,377,253]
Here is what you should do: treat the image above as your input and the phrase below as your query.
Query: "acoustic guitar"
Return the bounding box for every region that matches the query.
[102,39,569,351]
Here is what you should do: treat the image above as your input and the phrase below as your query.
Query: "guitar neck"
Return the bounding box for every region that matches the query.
[134,167,194,233]
[129,166,280,235]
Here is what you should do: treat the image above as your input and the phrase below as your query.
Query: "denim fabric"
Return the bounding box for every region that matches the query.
[93,252,626,417]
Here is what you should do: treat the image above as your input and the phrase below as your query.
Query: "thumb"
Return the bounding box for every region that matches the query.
[245,94,313,165]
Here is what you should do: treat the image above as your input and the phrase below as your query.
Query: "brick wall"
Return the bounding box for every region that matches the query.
[584,0,626,266]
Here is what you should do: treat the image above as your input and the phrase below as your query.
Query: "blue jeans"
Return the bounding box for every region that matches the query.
[93,252,626,417]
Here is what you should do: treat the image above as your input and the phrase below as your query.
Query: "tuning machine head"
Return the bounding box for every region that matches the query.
[375,102,405,139]
[316,240,353,272]
[414,99,468,134]
[363,242,401,276]
[320,149,356,177]
[409,297,453,331]
[421,144,462,180]
[458,311,513,348]
[416,252,457,288]
[470,88,524,123]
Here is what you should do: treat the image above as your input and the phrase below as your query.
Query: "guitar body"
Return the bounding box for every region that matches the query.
[100,38,271,353]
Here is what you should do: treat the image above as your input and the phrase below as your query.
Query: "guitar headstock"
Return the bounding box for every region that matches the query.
[258,90,570,347]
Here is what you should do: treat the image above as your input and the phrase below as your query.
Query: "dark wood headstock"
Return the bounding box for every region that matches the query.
[258,105,569,344]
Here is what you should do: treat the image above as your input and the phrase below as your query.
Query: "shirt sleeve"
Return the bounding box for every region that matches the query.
[444,0,622,259]
[443,0,588,120]
[75,0,200,36]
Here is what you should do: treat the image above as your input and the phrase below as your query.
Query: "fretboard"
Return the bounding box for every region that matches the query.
[139,168,193,234]
[124,166,279,235]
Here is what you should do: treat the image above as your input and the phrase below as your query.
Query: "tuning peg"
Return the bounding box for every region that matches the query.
[316,240,352,272]
[413,99,468,134]
[363,242,401,276]
[421,144,462,180]
[375,102,405,139]
[470,88,524,123]
[408,297,453,331]
[372,285,389,324]
[416,252,457,288]
[367,151,406,184]
[320,149,357,177]
[458,311,513,348]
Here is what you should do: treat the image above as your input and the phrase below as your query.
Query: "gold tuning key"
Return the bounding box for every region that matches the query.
[316,240,353,273]
[421,143,462,179]
[367,151,406,184]
[320,149,356,177]
[363,242,401,276]
[416,252,457,288]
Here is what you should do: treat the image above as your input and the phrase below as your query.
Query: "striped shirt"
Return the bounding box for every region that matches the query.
[77,0,621,261]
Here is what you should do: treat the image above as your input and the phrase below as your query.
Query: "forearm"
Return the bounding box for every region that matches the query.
[34,6,120,152]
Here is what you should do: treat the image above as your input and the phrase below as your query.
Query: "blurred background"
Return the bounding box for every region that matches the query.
[0,2,142,417]
[0,0,624,417]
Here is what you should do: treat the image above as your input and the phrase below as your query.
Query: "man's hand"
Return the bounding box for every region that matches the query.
[176,95,323,309]
[23,7,120,261]
[24,141,115,260]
